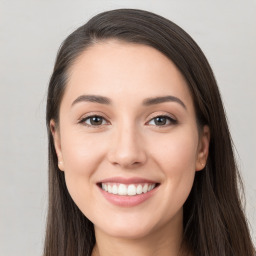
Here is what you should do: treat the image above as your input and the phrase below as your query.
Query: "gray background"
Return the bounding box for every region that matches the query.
[0,0,255,255]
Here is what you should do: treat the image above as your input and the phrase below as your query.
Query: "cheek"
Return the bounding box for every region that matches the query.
[61,129,105,174]
[161,142,197,174]
[149,128,198,203]
[152,128,198,172]
[59,129,106,208]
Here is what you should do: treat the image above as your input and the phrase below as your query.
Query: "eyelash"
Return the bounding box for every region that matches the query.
[78,114,177,128]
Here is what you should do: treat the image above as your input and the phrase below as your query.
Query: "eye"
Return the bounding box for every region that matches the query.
[79,115,108,127]
[147,115,177,126]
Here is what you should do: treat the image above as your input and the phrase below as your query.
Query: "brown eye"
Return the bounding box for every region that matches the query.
[148,115,177,126]
[154,116,168,125]
[81,116,107,126]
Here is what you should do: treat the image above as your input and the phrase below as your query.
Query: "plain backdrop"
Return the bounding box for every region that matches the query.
[0,0,255,255]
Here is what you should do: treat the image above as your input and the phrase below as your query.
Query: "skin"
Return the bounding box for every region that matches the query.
[51,40,210,256]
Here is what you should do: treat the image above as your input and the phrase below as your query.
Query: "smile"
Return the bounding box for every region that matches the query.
[101,183,157,196]
[97,177,160,207]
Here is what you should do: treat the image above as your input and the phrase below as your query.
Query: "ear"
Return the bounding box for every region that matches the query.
[50,119,64,171]
[196,125,210,171]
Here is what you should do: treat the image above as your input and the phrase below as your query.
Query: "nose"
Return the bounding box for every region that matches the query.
[107,124,147,169]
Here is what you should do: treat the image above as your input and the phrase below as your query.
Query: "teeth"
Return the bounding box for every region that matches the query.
[112,184,118,194]
[127,184,136,196]
[148,184,154,191]
[101,183,156,196]
[142,184,148,193]
[136,184,142,194]
[103,183,107,191]
[118,184,127,195]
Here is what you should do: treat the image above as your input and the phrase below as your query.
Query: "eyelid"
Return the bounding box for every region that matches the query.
[77,112,177,128]
[78,112,110,127]
[146,113,178,127]
[147,111,177,121]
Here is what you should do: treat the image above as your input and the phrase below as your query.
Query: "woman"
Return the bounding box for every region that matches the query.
[44,9,255,256]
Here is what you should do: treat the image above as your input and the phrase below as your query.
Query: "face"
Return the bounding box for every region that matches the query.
[51,40,210,240]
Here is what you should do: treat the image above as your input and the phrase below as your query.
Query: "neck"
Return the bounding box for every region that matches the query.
[92,210,189,256]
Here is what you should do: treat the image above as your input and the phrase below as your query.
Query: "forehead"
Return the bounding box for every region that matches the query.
[62,40,194,111]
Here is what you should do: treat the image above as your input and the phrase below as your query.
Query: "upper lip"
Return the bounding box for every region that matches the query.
[98,176,160,184]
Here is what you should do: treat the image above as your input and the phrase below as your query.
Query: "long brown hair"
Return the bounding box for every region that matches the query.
[44,9,255,256]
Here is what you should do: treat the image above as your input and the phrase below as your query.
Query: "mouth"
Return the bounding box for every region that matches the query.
[97,177,160,206]
[98,182,160,196]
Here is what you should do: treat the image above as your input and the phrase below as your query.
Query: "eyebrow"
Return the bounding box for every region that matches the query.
[71,95,111,106]
[71,94,186,109]
[142,96,187,109]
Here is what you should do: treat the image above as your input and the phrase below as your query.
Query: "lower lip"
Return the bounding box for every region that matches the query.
[99,186,158,207]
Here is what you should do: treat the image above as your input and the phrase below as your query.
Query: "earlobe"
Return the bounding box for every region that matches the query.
[196,125,210,171]
[50,119,64,171]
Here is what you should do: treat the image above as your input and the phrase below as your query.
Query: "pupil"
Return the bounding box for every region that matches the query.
[91,116,102,125]
[155,116,166,125]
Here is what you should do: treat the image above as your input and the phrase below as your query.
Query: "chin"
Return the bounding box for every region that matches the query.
[103,226,154,240]
[94,216,159,240]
